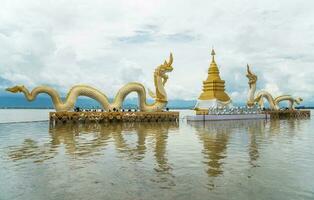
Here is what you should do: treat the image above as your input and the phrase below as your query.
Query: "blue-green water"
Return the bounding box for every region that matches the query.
[0,110,314,200]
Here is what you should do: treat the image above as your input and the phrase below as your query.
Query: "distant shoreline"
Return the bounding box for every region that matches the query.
[0,106,313,110]
[0,107,54,109]
[0,107,195,110]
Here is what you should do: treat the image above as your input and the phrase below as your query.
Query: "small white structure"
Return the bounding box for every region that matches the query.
[194,99,231,110]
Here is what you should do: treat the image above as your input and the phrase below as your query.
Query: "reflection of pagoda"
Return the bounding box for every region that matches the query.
[195,49,231,112]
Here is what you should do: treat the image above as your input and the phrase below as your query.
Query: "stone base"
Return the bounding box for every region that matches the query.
[263,110,311,119]
[49,111,179,125]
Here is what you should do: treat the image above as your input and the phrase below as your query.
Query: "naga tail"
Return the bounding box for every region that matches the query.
[6,85,25,93]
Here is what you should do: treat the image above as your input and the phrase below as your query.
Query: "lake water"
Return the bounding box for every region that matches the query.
[0,109,314,200]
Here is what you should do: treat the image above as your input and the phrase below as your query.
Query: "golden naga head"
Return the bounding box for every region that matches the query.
[6,85,25,93]
[295,97,303,104]
[159,53,174,73]
[246,64,257,88]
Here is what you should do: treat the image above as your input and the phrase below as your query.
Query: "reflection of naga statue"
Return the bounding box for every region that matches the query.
[246,65,303,110]
[6,54,173,112]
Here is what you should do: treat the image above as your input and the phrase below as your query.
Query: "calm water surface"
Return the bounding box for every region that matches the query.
[0,110,314,200]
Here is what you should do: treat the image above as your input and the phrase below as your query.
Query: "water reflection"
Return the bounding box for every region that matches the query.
[8,119,305,180]
[2,116,314,199]
[188,120,268,176]
[8,138,58,163]
[267,119,302,136]
[8,122,179,187]
[189,121,230,177]
[9,122,178,160]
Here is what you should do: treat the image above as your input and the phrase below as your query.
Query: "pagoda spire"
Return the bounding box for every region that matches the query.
[206,48,221,81]
[211,48,216,63]
[196,49,231,106]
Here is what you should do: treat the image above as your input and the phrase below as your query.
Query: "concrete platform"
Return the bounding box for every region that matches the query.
[49,111,179,125]
[187,110,311,121]
[264,110,311,119]
[186,113,269,121]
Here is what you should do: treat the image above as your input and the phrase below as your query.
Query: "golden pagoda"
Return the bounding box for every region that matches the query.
[195,49,231,113]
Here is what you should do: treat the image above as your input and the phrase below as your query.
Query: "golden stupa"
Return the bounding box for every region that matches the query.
[195,49,231,112]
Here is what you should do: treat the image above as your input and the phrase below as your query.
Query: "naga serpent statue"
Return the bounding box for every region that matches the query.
[6,53,174,112]
[246,64,302,110]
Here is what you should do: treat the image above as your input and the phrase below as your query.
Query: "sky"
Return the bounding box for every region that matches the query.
[0,0,314,105]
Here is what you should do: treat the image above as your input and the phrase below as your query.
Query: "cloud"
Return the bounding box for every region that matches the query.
[1,0,314,105]
[0,76,12,90]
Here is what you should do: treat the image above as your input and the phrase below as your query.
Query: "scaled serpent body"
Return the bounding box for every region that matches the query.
[246,65,302,110]
[6,54,174,112]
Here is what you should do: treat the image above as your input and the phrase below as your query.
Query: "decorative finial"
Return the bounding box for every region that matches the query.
[211,48,216,63]
[211,48,215,56]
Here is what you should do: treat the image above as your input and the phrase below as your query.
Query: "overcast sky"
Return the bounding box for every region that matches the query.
[0,0,314,104]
